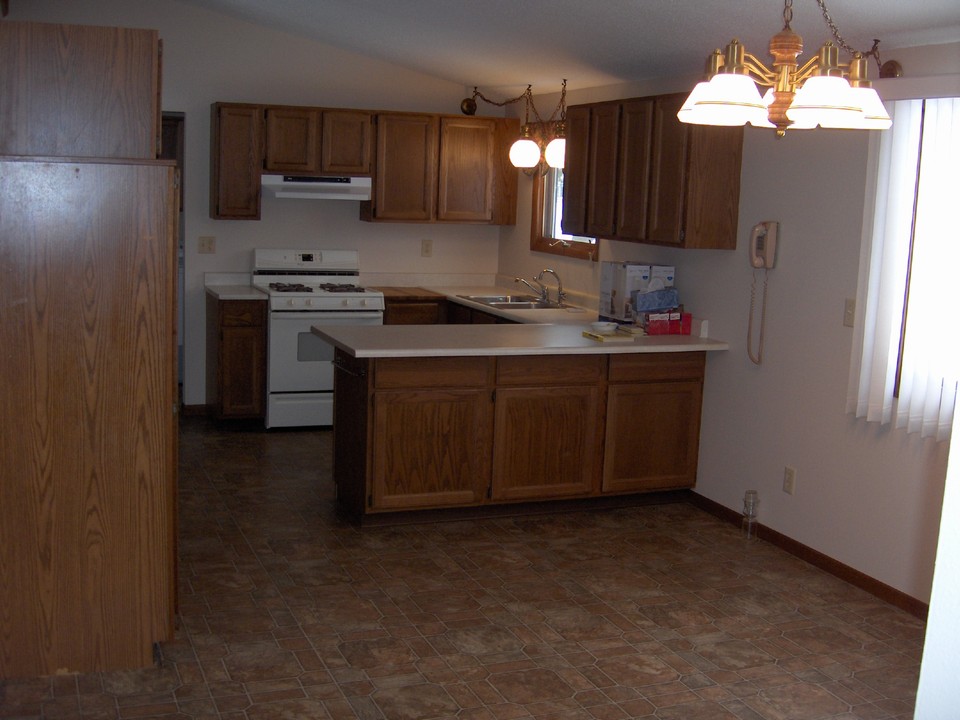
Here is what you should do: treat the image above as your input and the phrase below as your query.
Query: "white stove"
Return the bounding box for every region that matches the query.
[252,249,384,428]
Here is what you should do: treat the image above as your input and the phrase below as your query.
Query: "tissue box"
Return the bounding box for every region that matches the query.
[599,262,676,321]
[632,288,680,313]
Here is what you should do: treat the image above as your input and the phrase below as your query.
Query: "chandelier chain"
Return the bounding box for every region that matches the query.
[813,0,882,64]
[783,0,793,27]
[469,80,567,126]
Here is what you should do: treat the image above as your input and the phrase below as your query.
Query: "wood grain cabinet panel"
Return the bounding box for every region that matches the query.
[264,107,321,172]
[372,113,439,221]
[438,117,495,222]
[322,110,373,175]
[0,22,161,159]
[563,92,743,248]
[210,102,264,219]
[206,298,266,419]
[0,158,177,677]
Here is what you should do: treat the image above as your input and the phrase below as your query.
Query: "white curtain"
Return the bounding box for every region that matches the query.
[847,98,960,442]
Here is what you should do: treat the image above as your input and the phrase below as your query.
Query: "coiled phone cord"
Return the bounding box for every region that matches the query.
[747,269,769,365]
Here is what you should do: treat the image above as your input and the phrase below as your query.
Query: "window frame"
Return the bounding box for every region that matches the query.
[529,165,597,262]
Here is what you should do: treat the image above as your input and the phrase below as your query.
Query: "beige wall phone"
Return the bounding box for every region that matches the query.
[748,221,778,364]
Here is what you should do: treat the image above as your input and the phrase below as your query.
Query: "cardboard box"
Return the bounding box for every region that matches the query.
[599,262,676,321]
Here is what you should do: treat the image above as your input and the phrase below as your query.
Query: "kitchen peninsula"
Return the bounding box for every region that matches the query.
[315,323,727,524]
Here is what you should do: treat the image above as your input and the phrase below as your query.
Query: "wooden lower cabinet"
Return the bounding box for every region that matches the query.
[603,353,705,492]
[332,349,706,522]
[206,297,267,419]
[378,287,448,325]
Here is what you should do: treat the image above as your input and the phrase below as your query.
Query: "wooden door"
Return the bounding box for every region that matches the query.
[217,301,266,418]
[211,103,264,219]
[373,113,438,220]
[437,117,495,222]
[585,103,621,238]
[645,93,689,246]
[615,99,654,241]
[0,158,177,677]
[264,107,321,172]
[322,110,373,175]
[682,122,744,249]
[560,104,590,236]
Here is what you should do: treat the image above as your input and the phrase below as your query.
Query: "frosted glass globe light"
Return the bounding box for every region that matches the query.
[544,137,566,168]
[509,137,541,168]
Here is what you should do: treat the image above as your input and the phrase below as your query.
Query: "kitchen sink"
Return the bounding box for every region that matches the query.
[457,294,563,310]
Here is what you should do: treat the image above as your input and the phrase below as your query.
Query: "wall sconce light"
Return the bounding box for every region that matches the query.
[678,0,893,136]
[461,79,567,173]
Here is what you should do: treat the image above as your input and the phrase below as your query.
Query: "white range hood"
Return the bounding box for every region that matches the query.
[261,174,372,201]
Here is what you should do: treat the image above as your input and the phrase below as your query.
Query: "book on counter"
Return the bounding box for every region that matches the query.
[582,330,637,342]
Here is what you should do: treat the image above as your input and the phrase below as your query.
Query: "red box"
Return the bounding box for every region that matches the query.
[642,311,692,335]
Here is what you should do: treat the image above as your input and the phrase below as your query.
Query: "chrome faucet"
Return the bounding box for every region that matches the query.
[514,276,547,301]
[536,268,566,305]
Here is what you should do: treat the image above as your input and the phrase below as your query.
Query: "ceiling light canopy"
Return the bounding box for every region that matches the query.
[461,80,567,173]
[679,0,893,136]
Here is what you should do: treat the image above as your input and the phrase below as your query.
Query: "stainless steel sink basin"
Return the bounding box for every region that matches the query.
[457,294,563,310]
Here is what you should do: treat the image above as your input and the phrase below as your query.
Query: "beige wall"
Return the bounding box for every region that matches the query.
[7,0,956,602]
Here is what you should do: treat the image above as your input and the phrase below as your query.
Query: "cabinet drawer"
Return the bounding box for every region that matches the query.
[608,352,704,383]
[220,300,265,327]
[375,356,492,389]
[497,355,604,386]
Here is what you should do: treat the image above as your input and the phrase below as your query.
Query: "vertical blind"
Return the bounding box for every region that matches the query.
[847,97,960,442]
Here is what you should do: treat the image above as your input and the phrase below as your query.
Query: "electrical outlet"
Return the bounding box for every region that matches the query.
[783,466,797,495]
[420,238,433,258]
[843,298,855,327]
[198,236,216,254]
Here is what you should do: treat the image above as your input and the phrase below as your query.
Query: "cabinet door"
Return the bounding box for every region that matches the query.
[681,122,744,249]
[603,380,703,493]
[371,389,492,509]
[264,107,321,172]
[492,386,601,500]
[322,110,373,175]
[615,99,654,241]
[645,94,689,246]
[383,300,445,325]
[560,105,590,236]
[211,103,263,219]
[437,117,495,222]
[216,300,266,419]
[585,103,620,238]
[219,326,266,418]
[373,113,439,220]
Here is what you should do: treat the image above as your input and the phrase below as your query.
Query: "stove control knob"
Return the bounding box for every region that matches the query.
[341,298,349,307]
[287,299,295,308]
[305,298,313,307]
[360,299,368,307]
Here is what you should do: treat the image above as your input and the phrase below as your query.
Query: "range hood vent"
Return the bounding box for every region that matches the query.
[261,175,372,201]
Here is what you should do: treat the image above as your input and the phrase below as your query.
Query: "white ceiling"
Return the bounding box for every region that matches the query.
[179,0,960,95]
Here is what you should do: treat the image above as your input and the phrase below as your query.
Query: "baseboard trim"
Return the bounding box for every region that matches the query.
[688,492,928,620]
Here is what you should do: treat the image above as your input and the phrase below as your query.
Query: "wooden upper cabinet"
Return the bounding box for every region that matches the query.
[264,107,321,172]
[585,104,621,238]
[563,92,743,249]
[560,105,590,236]
[322,110,373,175]
[210,102,264,220]
[264,107,373,175]
[437,117,495,222]
[371,113,439,221]
[0,22,161,159]
[616,99,655,240]
[365,112,518,225]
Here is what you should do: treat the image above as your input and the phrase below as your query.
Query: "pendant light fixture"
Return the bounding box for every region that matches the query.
[461,80,567,172]
[678,0,892,136]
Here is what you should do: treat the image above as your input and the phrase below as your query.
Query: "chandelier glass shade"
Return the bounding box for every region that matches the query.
[461,80,568,170]
[678,0,892,136]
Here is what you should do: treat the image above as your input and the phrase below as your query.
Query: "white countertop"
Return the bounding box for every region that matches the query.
[205,284,267,301]
[313,323,728,358]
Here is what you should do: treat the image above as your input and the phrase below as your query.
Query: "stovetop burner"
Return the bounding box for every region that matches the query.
[269,282,313,293]
[318,283,365,293]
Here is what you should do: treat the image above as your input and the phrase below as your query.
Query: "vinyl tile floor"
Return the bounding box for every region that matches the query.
[1,417,925,719]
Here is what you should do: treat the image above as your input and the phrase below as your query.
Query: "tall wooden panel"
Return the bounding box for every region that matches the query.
[0,158,177,678]
[0,22,160,158]
[372,113,439,220]
[437,117,495,222]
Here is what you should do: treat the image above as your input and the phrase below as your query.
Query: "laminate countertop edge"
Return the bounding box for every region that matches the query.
[313,323,729,358]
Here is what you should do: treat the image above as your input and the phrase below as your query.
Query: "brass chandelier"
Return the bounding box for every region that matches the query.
[461,79,567,170]
[678,0,893,135]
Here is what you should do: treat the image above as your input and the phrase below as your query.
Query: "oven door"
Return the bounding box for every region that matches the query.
[267,309,382,427]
